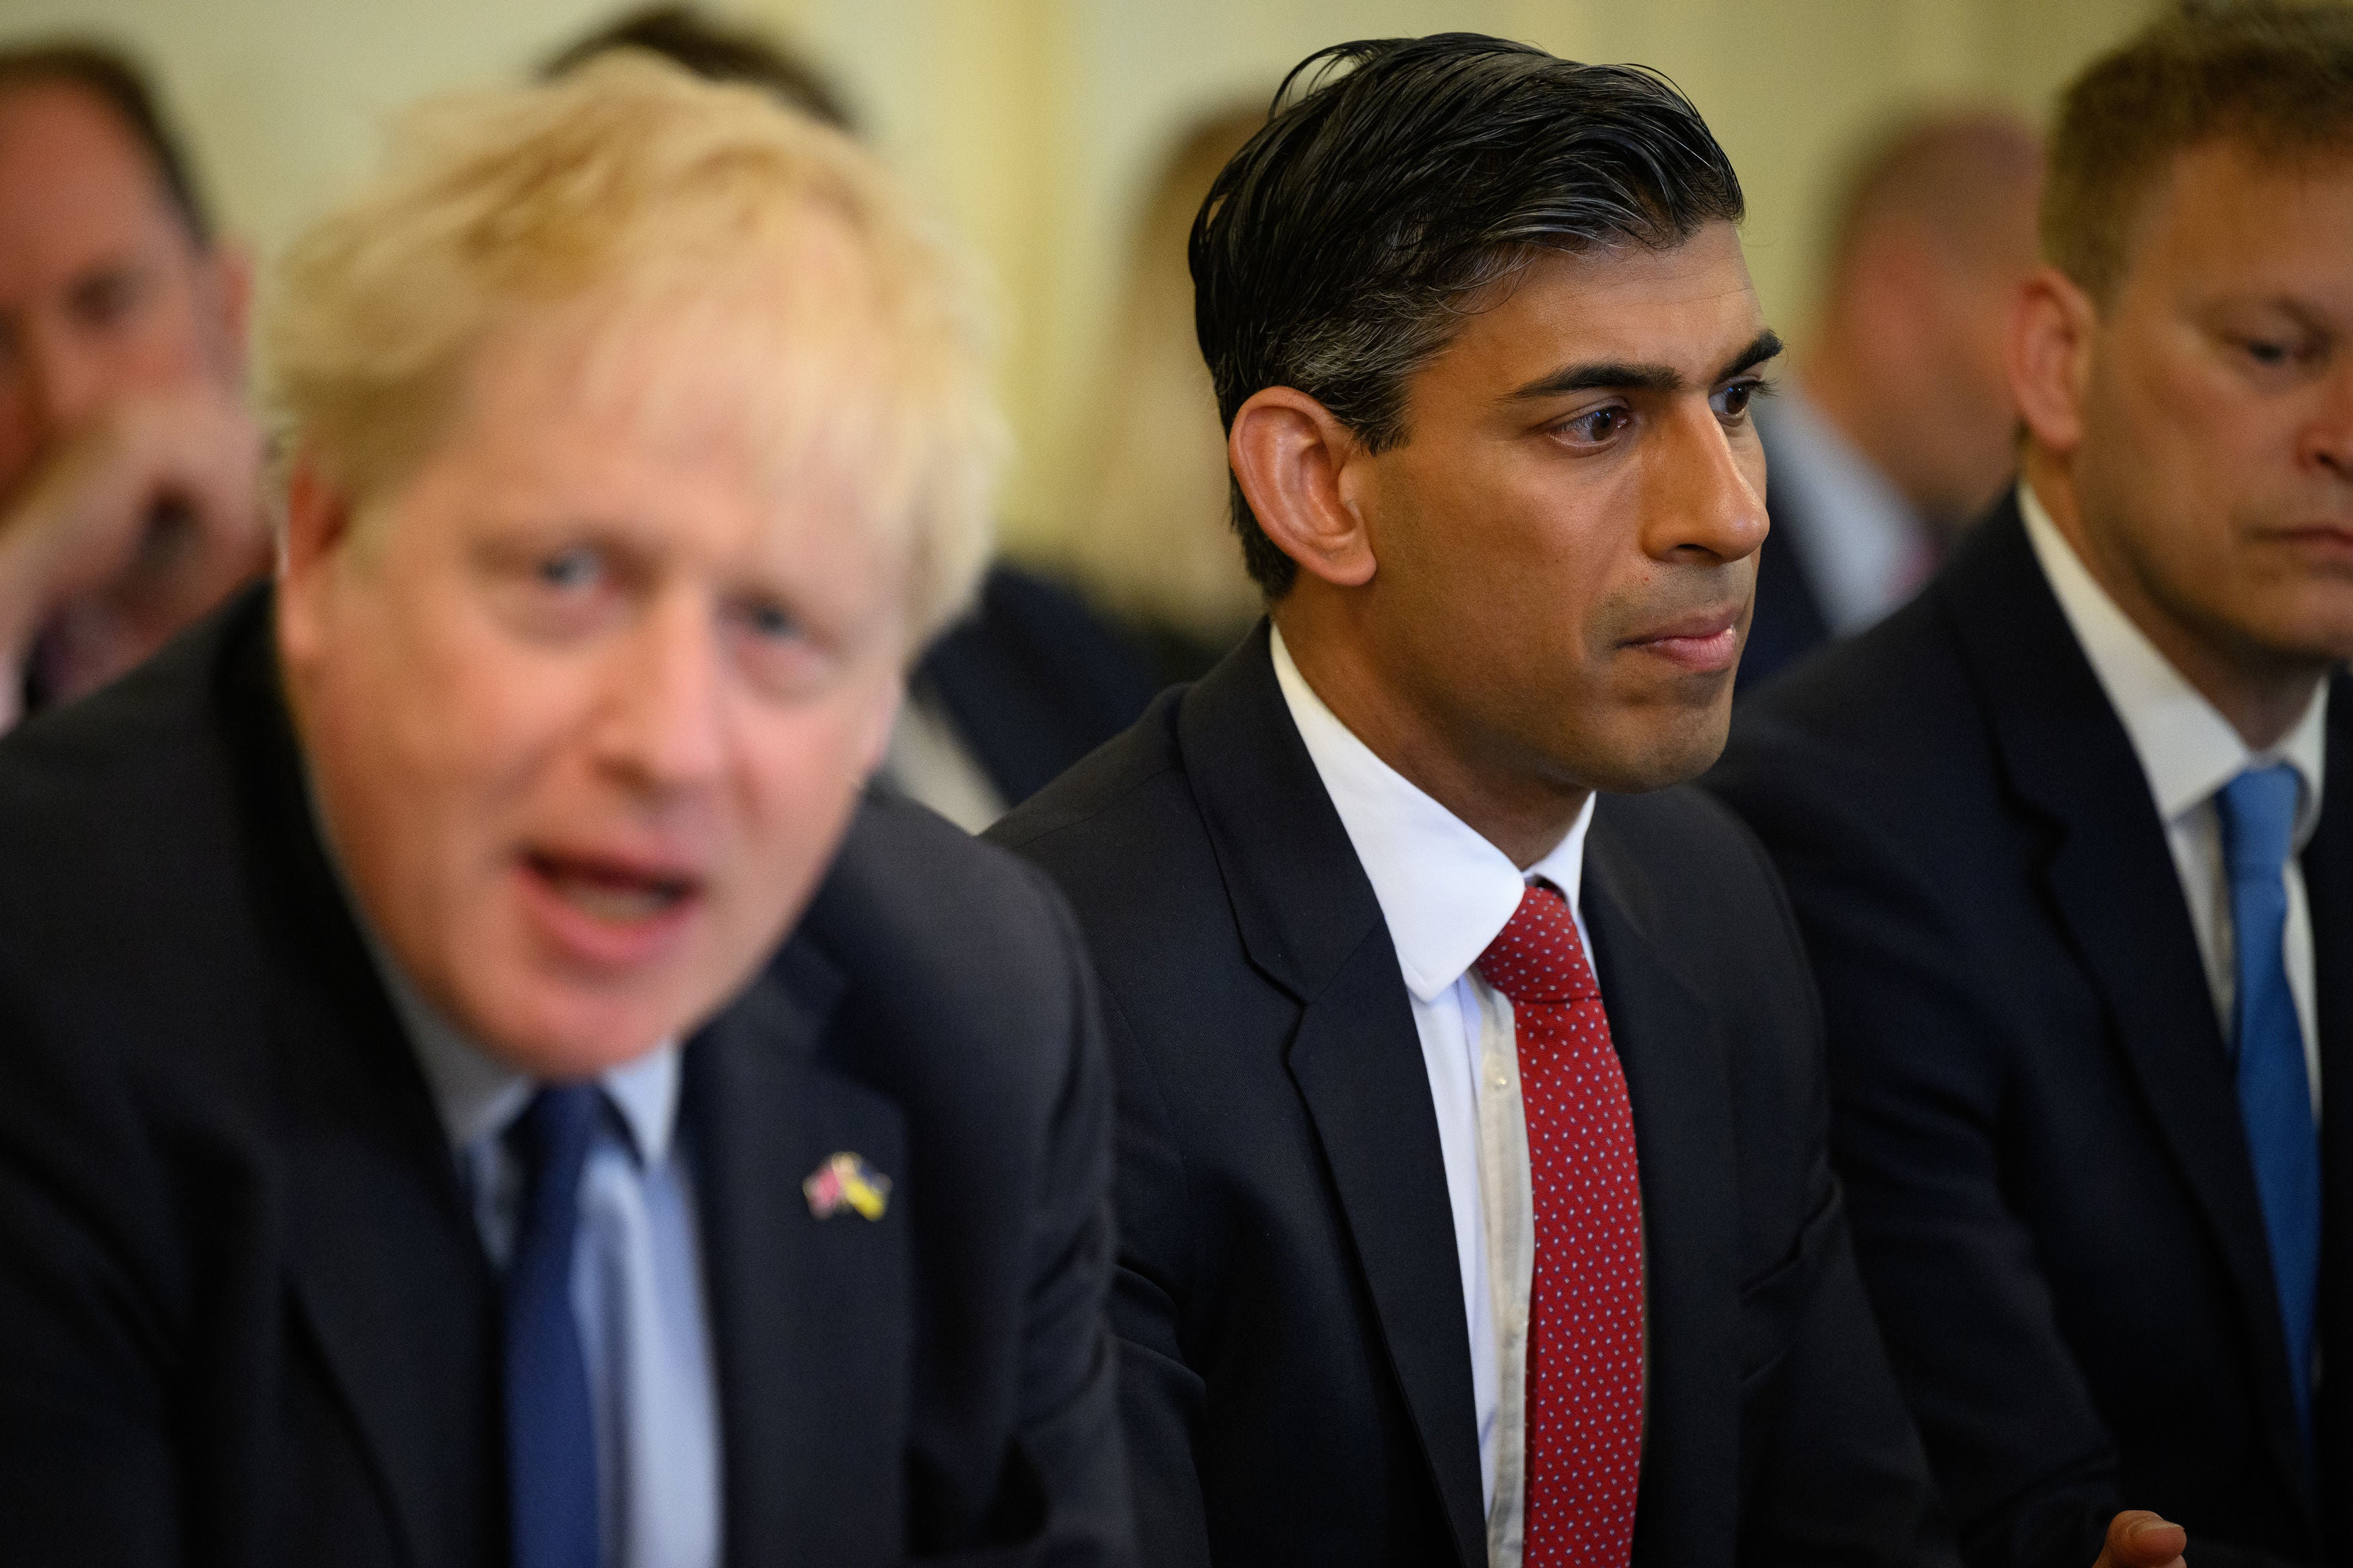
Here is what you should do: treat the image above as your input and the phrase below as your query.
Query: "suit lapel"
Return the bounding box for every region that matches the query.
[1180,628,1486,1568]
[1581,829,1741,1566]
[1943,499,2311,1500]
[688,940,912,1568]
[221,617,504,1568]
[2301,685,2353,1508]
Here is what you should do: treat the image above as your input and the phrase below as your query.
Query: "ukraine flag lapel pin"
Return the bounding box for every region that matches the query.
[803,1151,891,1221]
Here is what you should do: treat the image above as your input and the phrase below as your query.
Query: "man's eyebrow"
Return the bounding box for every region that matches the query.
[1503,327,1786,403]
[1719,328,1785,382]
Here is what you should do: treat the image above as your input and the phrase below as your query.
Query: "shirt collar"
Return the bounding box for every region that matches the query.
[1270,624,1595,1003]
[2020,479,2328,844]
[1757,388,1933,634]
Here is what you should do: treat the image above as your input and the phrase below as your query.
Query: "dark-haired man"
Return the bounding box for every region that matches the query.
[0,45,268,727]
[1711,6,2353,1565]
[989,34,2178,1568]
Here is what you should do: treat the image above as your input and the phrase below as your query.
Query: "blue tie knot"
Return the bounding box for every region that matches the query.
[510,1083,604,1203]
[2218,762,2301,884]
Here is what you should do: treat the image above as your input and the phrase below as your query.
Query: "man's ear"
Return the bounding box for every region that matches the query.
[2009,264,2096,457]
[274,449,356,667]
[1229,386,1378,589]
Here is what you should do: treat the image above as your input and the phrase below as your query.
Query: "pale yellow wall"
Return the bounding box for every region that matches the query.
[1,0,2157,551]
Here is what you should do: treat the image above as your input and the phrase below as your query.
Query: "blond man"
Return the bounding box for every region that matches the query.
[0,57,1127,1568]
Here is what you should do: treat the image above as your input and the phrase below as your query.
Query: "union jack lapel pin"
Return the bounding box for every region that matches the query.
[804,1151,891,1221]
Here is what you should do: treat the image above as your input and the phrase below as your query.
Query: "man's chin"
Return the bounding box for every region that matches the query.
[1574,705,1733,795]
[461,977,706,1082]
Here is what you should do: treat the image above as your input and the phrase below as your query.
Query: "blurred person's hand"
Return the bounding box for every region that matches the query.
[2091,1511,2188,1568]
[0,380,265,726]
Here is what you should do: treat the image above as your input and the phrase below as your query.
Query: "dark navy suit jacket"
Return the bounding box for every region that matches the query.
[988,626,1956,1568]
[0,588,1130,1567]
[1710,494,2353,1567]
[916,565,1162,810]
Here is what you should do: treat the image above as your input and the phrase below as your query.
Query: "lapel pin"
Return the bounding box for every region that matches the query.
[804,1151,891,1221]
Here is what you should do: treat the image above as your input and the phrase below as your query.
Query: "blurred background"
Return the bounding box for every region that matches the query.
[0,0,2161,561]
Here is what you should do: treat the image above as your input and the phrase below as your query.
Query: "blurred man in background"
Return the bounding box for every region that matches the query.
[552,5,1160,831]
[0,44,268,730]
[1713,5,2353,1561]
[0,58,1125,1566]
[1741,108,2041,690]
[1063,102,1266,687]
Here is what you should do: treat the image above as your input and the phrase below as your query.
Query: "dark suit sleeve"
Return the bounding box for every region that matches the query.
[1712,754,2149,1568]
[0,954,183,1565]
[1006,871,1138,1565]
[1726,817,1965,1567]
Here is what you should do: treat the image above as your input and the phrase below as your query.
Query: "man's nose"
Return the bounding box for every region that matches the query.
[1641,398,1768,564]
[2306,360,2353,483]
[592,592,729,794]
[24,319,108,438]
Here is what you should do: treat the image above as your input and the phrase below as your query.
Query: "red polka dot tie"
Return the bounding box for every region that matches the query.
[1474,880,1644,1568]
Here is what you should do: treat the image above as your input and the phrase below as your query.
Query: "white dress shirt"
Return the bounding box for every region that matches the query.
[883,679,1008,833]
[2021,482,2327,1109]
[1756,389,1939,634]
[1271,626,1596,1567]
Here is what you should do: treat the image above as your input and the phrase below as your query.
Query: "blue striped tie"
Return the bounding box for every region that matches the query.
[2217,763,2322,1449]
[504,1084,604,1568]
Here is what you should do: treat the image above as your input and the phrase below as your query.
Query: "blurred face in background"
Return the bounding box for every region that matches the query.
[2018,138,2353,733]
[0,80,241,501]
[279,290,912,1079]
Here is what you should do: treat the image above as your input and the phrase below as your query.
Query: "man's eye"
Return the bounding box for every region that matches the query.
[2243,339,2291,366]
[740,600,801,642]
[1557,406,1633,445]
[69,270,144,331]
[536,547,602,591]
[1713,379,1764,421]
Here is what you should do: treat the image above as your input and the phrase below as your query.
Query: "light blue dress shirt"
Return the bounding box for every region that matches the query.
[377,962,724,1568]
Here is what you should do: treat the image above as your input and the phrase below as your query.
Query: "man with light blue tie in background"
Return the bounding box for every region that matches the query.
[1710,5,2353,1564]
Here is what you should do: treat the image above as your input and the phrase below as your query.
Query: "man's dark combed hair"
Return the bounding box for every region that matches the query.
[0,40,213,244]
[1191,34,1745,597]
[2046,1,2353,303]
[544,3,854,131]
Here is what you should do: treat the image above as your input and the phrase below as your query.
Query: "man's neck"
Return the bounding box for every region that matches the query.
[1272,606,1589,872]
[2022,446,2329,750]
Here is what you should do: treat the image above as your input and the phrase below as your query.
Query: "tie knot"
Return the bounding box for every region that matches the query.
[1474,881,1596,1004]
[2219,762,2302,883]
[508,1083,605,1193]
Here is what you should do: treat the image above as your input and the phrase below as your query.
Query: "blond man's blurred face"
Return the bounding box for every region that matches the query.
[278,304,910,1079]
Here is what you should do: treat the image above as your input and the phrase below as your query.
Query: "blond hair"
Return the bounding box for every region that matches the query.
[268,52,1002,642]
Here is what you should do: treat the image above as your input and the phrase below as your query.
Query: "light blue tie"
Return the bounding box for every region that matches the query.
[2217,763,2323,1449]
[505,1084,604,1568]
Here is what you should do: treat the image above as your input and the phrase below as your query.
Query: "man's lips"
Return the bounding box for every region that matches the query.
[1623,608,1743,673]
[2264,524,2353,563]
[516,848,706,966]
